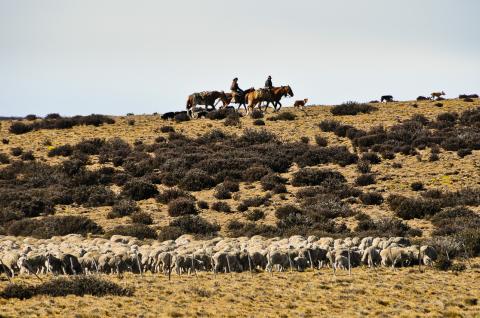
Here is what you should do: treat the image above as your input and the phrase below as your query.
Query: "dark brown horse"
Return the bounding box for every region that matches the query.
[186,91,228,117]
[224,87,255,111]
[245,86,294,114]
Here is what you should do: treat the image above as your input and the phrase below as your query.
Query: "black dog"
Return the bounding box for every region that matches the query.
[381,95,393,103]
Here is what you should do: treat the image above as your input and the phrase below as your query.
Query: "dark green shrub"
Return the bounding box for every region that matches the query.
[156,188,194,204]
[197,200,209,209]
[130,211,153,225]
[411,182,424,191]
[169,215,220,236]
[160,125,175,133]
[314,135,328,147]
[292,168,346,187]
[7,216,103,238]
[360,192,384,205]
[9,122,33,134]
[168,197,198,217]
[355,174,376,186]
[275,205,303,219]
[245,209,265,221]
[106,224,157,239]
[48,144,73,157]
[121,180,159,200]
[211,201,231,213]
[179,169,215,191]
[252,119,265,126]
[108,200,139,219]
[0,276,133,299]
[250,109,264,119]
[331,102,377,116]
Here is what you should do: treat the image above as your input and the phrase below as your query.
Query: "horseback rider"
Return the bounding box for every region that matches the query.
[265,75,273,89]
[230,77,244,103]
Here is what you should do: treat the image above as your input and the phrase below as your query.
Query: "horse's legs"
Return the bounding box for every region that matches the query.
[276,101,282,112]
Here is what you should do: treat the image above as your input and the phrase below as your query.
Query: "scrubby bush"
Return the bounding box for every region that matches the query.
[106,224,157,239]
[292,168,346,187]
[130,211,153,225]
[0,153,9,164]
[121,179,158,200]
[168,197,198,216]
[156,188,194,204]
[20,150,35,161]
[0,276,133,299]
[331,102,377,116]
[355,174,376,186]
[211,201,231,213]
[214,184,232,199]
[197,200,209,209]
[275,205,303,219]
[48,144,73,157]
[160,125,175,133]
[245,209,265,221]
[318,120,340,132]
[387,195,441,219]
[360,192,384,205]
[221,180,240,192]
[108,200,139,219]
[300,136,310,144]
[225,220,277,237]
[252,119,265,126]
[314,135,328,147]
[242,165,270,182]
[179,169,215,191]
[9,122,33,134]
[361,152,381,164]
[267,112,296,121]
[237,195,270,212]
[169,215,220,236]
[157,226,185,241]
[355,215,421,237]
[25,114,37,121]
[261,173,287,191]
[2,138,9,145]
[356,160,371,174]
[410,182,424,191]
[7,216,103,238]
[457,148,472,158]
[250,109,264,119]
[45,113,61,119]
[224,112,241,127]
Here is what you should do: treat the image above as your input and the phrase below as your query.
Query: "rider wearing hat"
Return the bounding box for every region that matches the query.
[265,75,273,89]
[230,77,244,103]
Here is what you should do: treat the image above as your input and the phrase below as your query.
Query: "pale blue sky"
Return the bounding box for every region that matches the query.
[1,0,479,116]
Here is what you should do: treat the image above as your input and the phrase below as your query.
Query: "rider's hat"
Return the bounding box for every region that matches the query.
[268,75,272,79]
[233,77,238,81]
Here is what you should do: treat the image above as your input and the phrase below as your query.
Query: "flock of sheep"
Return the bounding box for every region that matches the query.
[0,234,439,279]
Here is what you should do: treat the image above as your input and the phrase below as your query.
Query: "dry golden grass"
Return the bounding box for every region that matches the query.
[1,264,479,317]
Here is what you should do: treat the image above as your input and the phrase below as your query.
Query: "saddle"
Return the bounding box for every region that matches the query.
[193,91,210,104]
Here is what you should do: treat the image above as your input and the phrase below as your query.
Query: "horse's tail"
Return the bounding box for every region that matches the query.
[186,96,192,110]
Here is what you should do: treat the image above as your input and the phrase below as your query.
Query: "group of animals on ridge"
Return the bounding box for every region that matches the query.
[0,234,439,278]
[161,75,477,120]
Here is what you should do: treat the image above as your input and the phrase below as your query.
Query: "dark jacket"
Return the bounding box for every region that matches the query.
[231,81,242,93]
[265,78,273,89]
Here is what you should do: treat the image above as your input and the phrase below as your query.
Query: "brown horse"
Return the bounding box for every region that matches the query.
[224,87,255,111]
[245,86,294,114]
[186,91,228,117]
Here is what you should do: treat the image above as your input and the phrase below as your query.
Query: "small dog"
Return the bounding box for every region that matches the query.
[431,91,445,100]
[293,98,308,109]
